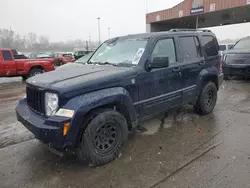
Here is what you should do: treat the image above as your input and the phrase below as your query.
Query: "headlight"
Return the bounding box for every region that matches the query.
[45,92,59,116]
[223,55,227,62]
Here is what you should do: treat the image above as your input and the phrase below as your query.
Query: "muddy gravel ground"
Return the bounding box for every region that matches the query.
[0,78,250,188]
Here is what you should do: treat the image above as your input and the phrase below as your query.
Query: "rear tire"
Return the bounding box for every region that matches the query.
[29,68,44,78]
[194,82,217,115]
[78,109,128,166]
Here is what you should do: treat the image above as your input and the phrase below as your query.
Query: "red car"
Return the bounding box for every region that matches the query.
[0,48,55,79]
[54,52,75,65]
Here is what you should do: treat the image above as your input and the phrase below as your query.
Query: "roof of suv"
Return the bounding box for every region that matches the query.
[115,29,215,40]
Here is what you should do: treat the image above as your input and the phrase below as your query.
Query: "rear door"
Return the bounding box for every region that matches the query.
[179,35,204,103]
[201,35,220,69]
[0,52,3,76]
[1,50,16,76]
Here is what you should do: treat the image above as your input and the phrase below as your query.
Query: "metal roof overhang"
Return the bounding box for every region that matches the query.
[150,5,250,30]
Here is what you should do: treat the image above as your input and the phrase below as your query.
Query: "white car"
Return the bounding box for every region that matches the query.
[219,43,235,55]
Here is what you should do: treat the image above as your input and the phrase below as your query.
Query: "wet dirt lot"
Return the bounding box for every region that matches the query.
[0,78,250,188]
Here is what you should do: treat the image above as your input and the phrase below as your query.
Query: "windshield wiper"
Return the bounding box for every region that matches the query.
[88,61,117,66]
[87,61,133,67]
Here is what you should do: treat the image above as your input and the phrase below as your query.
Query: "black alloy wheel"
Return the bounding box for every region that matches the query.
[94,122,121,155]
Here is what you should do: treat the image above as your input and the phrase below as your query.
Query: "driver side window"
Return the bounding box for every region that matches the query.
[151,38,176,64]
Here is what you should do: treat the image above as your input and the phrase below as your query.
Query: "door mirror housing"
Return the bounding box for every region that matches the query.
[148,56,169,69]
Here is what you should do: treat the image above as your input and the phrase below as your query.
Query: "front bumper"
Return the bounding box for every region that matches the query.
[16,99,71,150]
[223,64,250,76]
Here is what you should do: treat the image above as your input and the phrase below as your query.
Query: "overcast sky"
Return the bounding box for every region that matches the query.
[1,0,250,42]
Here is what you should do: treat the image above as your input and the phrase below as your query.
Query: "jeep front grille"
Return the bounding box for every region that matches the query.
[26,86,45,115]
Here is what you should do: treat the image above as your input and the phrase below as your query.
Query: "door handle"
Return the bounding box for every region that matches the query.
[172,67,181,72]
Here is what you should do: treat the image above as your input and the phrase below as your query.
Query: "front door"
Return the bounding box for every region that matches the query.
[136,37,183,118]
[1,50,16,76]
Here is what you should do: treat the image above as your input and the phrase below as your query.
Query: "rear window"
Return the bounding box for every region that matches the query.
[219,45,226,51]
[63,54,72,57]
[179,36,201,61]
[2,51,13,60]
[77,51,85,55]
[202,36,218,57]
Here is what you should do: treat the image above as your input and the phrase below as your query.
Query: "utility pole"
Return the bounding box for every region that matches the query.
[89,33,91,49]
[196,16,199,29]
[145,0,148,13]
[86,40,89,52]
[97,17,101,45]
[108,27,110,39]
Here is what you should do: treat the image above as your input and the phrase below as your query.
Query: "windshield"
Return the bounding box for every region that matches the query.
[233,39,250,49]
[89,38,148,66]
[36,53,51,58]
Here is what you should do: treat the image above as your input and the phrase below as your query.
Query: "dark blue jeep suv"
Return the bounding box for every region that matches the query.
[16,29,223,165]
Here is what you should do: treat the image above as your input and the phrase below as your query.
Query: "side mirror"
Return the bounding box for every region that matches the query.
[148,56,169,69]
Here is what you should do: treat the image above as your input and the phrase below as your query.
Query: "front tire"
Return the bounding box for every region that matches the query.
[194,82,217,115]
[79,109,128,166]
[22,76,28,80]
[29,68,44,77]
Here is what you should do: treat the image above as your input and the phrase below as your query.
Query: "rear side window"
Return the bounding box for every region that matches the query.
[219,45,226,51]
[63,54,72,57]
[179,36,201,61]
[2,51,13,60]
[151,38,176,64]
[202,36,218,57]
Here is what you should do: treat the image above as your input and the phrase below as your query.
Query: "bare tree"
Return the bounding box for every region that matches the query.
[38,36,50,51]
[39,36,49,46]
[27,32,37,48]
[0,28,15,48]
[0,28,99,52]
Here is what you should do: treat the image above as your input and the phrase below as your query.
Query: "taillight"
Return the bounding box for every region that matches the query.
[219,55,223,73]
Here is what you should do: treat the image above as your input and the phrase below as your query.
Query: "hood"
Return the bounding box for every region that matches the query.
[27,63,138,95]
[223,49,250,65]
[224,48,250,55]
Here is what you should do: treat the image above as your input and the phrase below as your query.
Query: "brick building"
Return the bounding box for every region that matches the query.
[146,0,250,32]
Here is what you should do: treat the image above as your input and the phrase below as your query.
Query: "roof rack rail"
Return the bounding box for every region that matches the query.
[169,29,211,32]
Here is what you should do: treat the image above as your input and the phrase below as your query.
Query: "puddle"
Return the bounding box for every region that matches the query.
[229,93,247,103]
[138,110,200,135]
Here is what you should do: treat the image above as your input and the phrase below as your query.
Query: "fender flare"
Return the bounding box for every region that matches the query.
[25,64,45,74]
[63,87,137,148]
[197,67,219,92]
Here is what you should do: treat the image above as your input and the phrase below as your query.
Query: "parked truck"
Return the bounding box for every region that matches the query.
[0,48,55,79]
